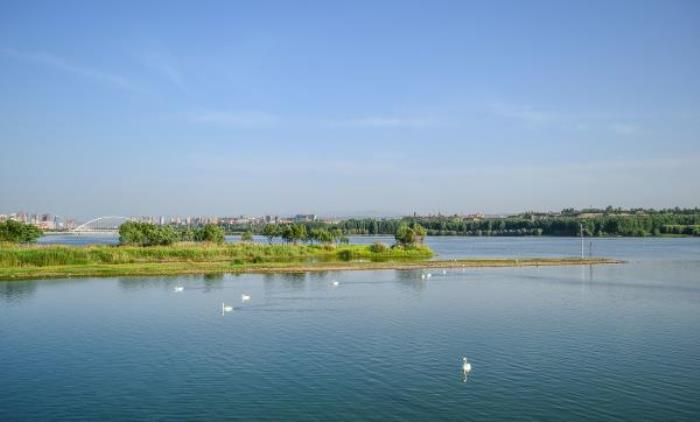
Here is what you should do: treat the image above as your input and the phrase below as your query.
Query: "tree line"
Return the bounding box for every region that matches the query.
[119,221,225,246]
[258,222,426,247]
[3,207,698,246]
[260,224,348,245]
[220,208,700,237]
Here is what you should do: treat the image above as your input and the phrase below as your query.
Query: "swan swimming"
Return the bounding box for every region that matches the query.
[426,273,432,279]
[222,303,233,314]
[173,286,184,292]
[421,274,426,280]
[462,357,472,374]
[442,269,447,275]
[241,294,251,302]
[332,280,340,286]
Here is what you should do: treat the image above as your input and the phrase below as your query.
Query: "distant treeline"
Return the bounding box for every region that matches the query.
[220,208,700,237]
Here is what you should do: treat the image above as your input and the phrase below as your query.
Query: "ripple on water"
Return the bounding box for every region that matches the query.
[2,238,700,420]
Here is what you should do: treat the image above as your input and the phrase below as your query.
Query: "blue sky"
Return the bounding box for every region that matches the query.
[1,0,699,218]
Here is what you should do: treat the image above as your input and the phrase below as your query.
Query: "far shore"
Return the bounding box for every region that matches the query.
[0,257,622,281]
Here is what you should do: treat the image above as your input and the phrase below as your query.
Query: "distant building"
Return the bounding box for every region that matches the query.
[293,214,316,222]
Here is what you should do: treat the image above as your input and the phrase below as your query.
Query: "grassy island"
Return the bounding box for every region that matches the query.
[0,242,621,281]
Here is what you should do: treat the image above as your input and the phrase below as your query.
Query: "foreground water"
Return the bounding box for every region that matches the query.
[2,238,699,420]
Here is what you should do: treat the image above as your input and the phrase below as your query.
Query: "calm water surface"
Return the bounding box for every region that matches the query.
[2,237,699,420]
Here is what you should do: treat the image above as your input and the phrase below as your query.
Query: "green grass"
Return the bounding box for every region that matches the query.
[0,241,624,281]
[0,242,433,268]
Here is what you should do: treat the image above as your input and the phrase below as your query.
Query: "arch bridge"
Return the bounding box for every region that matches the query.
[71,216,133,233]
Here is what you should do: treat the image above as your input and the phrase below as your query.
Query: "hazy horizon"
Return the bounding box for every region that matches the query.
[1,1,699,219]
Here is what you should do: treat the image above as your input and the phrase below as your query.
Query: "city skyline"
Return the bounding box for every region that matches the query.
[3,206,697,230]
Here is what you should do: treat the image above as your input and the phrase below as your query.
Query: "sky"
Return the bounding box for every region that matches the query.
[1,0,699,219]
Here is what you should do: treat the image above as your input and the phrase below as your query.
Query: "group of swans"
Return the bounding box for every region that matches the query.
[221,293,252,315]
[179,280,473,378]
[420,269,452,280]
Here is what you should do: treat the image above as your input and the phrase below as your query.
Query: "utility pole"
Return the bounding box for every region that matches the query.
[580,223,584,259]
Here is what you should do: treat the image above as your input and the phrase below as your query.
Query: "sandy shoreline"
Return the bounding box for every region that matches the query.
[0,257,623,281]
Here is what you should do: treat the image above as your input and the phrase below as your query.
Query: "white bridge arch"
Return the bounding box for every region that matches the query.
[71,216,134,233]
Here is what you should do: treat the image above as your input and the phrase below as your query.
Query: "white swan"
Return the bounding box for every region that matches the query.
[421,274,426,280]
[241,294,251,302]
[462,357,472,374]
[173,286,184,293]
[442,269,447,275]
[426,273,432,279]
[222,303,233,314]
[332,280,340,286]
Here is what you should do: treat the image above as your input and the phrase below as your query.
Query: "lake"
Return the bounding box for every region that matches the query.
[2,237,699,420]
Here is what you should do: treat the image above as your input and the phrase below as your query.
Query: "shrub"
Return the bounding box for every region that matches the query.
[195,224,225,244]
[369,241,388,253]
[394,223,427,247]
[0,220,43,243]
[395,224,415,247]
[119,221,178,246]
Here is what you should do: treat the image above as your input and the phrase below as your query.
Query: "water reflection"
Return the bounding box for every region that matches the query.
[116,274,226,292]
[279,273,307,289]
[394,269,428,292]
[0,281,37,303]
[307,271,331,281]
[202,273,225,291]
[118,276,178,291]
[3,238,700,421]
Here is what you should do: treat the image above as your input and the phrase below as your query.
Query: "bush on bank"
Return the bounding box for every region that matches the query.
[119,222,225,246]
[0,220,43,243]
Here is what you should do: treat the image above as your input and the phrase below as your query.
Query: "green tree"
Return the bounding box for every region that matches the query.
[196,224,225,244]
[119,221,178,246]
[280,224,294,244]
[309,228,333,244]
[292,224,307,244]
[0,220,43,243]
[394,224,416,247]
[308,228,321,244]
[317,229,334,244]
[262,224,279,244]
[412,223,427,244]
[178,227,196,241]
[331,228,343,244]
[279,224,307,245]
[241,230,254,242]
[368,220,379,235]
